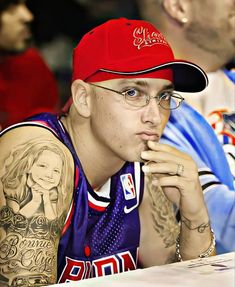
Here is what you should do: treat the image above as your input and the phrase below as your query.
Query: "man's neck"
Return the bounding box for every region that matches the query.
[172,46,222,73]
[61,111,125,190]
[165,32,225,73]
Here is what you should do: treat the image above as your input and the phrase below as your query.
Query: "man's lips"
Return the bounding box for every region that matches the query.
[137,132,160,142]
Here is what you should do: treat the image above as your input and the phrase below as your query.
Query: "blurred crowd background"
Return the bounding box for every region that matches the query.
[27,0,141,106]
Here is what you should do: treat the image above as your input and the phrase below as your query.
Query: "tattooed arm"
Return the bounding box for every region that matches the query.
[139,175,179,266]
[139,141,215,267]
[0,126,74,286]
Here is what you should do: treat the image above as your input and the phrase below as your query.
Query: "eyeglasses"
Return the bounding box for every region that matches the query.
[89,83,184,110]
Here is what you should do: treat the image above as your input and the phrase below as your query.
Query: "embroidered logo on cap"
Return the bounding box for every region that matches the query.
[120,173,136,200]
[133,26,168,50]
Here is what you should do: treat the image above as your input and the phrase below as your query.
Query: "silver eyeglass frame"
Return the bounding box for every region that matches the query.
[88,82,185,110]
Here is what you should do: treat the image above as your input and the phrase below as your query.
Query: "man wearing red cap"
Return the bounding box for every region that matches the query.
[0,18,215,286]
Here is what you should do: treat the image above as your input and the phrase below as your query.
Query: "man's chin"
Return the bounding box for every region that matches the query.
[131,145,149,163]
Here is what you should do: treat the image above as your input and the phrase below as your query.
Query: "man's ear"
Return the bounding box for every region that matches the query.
[162,0,190,24]
[71,79,91,117]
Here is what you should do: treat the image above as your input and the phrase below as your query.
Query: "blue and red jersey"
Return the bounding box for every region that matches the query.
[3,113,145,283]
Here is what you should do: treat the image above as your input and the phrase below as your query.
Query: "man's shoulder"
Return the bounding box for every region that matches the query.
[20,48,51,71]
[0,118,57,140]
[0,121,74,165]
[1,48,43,67]
[1,112,61,136]
[1,48,55,81]
[1,122,55,138]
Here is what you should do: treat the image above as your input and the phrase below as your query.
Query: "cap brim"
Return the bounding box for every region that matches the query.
[168,62,208,92]
[100,61,208,93]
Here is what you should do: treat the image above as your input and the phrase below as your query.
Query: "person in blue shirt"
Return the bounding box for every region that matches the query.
[138,0,235,254]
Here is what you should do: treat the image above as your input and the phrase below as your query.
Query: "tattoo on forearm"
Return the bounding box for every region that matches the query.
[181,215,210,233]
[0,206,66,285]
[145,175,179,248]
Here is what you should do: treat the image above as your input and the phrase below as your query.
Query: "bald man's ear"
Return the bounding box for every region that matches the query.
[71,79,91,118]
[162,0,189,24]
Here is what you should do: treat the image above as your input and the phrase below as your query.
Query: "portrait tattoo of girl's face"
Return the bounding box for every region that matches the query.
[0,138,74,221]
[29,150,63,190]
[0,136,75,286]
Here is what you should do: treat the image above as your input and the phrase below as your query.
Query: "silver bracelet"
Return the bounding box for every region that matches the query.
[175,228,216,262]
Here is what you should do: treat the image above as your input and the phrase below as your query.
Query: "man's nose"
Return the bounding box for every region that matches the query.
[19,4,34,22]
[141,97,162,126]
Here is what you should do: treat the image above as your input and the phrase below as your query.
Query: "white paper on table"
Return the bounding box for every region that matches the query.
[47,252,235,287]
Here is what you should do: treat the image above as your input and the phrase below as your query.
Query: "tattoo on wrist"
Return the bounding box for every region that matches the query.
[181,215,210,233]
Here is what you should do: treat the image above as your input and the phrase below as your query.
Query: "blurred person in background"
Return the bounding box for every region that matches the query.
[138,0,235,117]
[0,0,60,130]
[26,0,91,106]
[26,0,141,106]
[138,0,235,253]
[138,0,235,156]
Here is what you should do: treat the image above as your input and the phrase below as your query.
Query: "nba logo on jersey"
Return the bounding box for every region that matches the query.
[120,173,136,200]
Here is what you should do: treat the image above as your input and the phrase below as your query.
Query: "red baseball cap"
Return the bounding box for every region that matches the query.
[72,18,208,92]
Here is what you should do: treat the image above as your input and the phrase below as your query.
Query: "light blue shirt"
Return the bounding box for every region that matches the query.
[161,101,235,254]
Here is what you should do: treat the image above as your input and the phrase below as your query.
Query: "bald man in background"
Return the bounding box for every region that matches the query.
[138,0,235,116]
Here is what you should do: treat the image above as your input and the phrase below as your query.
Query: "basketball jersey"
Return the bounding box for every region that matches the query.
[3,113,145,283]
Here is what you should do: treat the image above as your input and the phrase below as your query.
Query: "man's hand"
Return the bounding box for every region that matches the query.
[141,140,207,221]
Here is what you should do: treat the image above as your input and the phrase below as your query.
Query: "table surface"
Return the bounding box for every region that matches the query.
[49,252,235,287]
